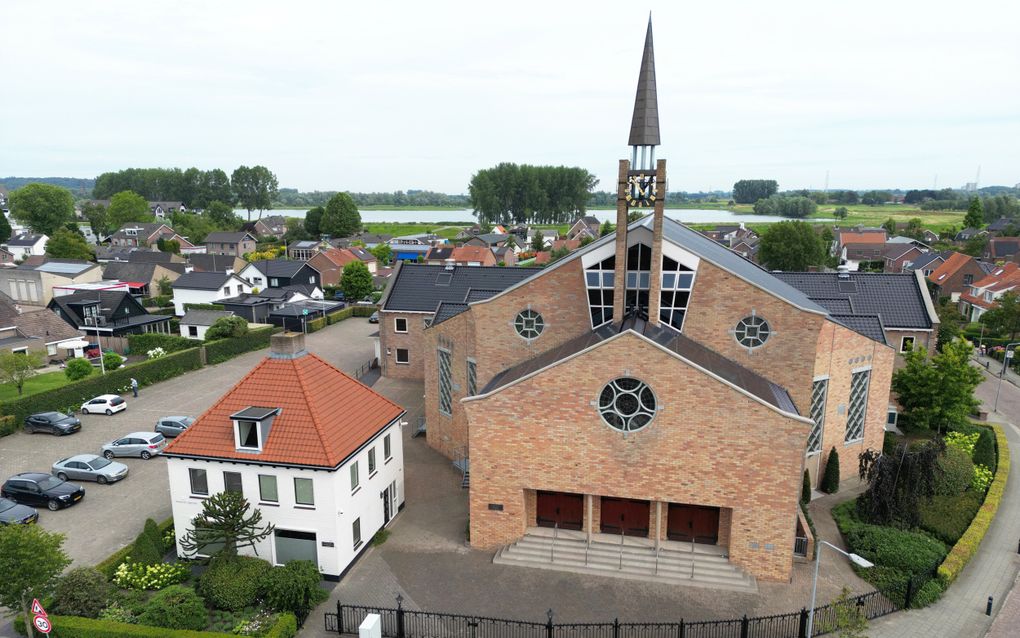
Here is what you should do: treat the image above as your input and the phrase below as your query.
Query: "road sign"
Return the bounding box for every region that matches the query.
[33,615,51,634]
[1007,350,1014,359]
[31,599,47,616]
[302,309,309,316]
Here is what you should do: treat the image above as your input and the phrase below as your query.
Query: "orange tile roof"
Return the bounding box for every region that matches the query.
[972,262,1019,289]
[451,245,494,263]
[165,352,404,468]
[319,248,361,268]
[927,251,972,284]
[839,231,886,245]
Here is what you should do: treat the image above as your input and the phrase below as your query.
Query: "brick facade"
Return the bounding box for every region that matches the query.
[379,311,429,380]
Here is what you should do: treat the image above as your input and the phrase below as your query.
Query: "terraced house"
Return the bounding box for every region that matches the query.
[379,21,935,586]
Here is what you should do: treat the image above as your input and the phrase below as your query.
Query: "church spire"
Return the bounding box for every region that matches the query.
[628,15,660,149]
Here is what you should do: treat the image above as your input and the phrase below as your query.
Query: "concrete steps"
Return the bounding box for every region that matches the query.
[493,534,757,592]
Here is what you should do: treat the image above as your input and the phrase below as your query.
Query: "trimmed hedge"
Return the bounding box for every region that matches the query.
[326,305,377,325]
[127,333,201,354]
[24,613,297,638]
[938,423,1010,584]
[205,326,275,365]
[919,491,984,544]
[0,348,204,424]
[97,518,175,580]
[183,303,225,312]
[0,414,16,437]
[197,556,272,611]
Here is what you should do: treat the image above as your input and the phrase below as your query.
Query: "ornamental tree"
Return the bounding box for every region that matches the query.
[45,227,95,261]
[891,341,983,433]
[0,524,72,638]
[758,220,825,271]
[107,190,152,228]
[0,350,44,396]
[178,491,275,561]
[340,260,374,302]
[858,438,945,527]
[9,183,75,235]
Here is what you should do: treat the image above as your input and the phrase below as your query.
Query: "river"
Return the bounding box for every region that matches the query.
[235,208,823,225]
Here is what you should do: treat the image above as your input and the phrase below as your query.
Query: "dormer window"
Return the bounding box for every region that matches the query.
[230,407,279,453]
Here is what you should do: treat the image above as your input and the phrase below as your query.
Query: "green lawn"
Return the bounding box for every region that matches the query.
[0,369,74,402]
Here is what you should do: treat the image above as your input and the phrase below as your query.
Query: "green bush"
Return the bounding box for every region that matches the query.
[37,613,297,637]
[858,565,909,607]
[129,520,164,566]
[262,560,328,617]
[142,295,172,308]
[919,491,984,544]
[801,470,811,504]
[307,316,327,332]
[53,567,112,618]
[113,561,190,590]
[96,517,175,579]
[845,524,946,574]
[103,352,124,370]
[973,427,996,471]
[127,333,200,354]
[883,431,901,456]
[264,613,298,638]
[183,303,226,312]
[0,414,17,437]
[912,575,946,607]
[205,316,248,340]
[205,327,274,365]
[197,556,272,611]
[821,447,840,493]
[65,358,94,381]
[935,445,975,496]
[137,585,207,631]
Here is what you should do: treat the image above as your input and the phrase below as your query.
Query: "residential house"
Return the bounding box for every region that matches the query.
[102,261,185,298]
[833,227,887,255]
[730,237,760,262]
[332,233,392,249]
[908,252,948,277]
[307,248,376,287]
[219,288,310,323]
[204,231,257,257]
[348,246,378,273]
[0,186,8,210]
[4,233,48,260]
[882,244,925,273]
[566,216,602,241]
[840,242,887,271]
[986,218,1018,235]
[49,290,173,342]
[388,235,436,261]
[0,292,85,360]
[958,263,1020,322]
[266,298,347,332]
[954,227,987,242]
[149,201,185,219]
[893,223,939,244]
[186,253,247,273]
[180,309,235,340]
[493,246,517,266]
[425,245,497,267]
[109,223,194,250]
[288,240,323,261]
[239,260,321,291]
[171,271,254,316]
[983,237,1020,262]
[251,215,287,238]
[423,247,454,265]
[464,233,511,250]
[0,246,13,266]
[0,259,102,306]
[927,252,987,302]
[164,331,406,579]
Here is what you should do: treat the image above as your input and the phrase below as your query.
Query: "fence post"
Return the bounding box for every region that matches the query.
[987,597,993,616]
[678,619,684,638]
[904,576,914,609]
[337,600,344,635]
[798,607,808,638]
[396,594,405,638]
[546,609,555,638]
[613,618,620,638]
[740,615,749,638]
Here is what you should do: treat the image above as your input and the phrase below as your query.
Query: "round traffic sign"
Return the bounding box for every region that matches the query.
[33,615,51,634]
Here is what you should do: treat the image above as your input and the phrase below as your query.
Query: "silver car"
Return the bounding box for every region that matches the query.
[154,416,195,438]
[101,432,167,460]
[52,454,129,484]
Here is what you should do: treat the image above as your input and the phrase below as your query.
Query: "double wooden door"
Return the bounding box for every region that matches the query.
[600,498,650,537]
[536,491,583,530]
[667,504,720,544]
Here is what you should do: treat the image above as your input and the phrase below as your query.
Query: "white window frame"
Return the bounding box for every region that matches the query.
[350,461,360,493]
[900,336,915,353]
[258,474,278,503]
[384,433,392,461]
[293,477,315,507]
[394,317,408,333]
[234,420,263,452]
[189,468,208,496]
[395,348,409,364]
[368,447,377,476]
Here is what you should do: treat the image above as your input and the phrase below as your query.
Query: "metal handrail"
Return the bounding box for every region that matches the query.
[585,538,590,566]
[551,523,558,563]
[618,532,624,570]
[654,546,660,575]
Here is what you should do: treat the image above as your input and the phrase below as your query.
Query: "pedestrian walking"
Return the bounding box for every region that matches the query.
[130,377,138,398]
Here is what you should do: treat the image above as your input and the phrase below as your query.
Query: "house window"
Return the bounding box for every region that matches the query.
[513,309,544,340]
[47,344,57,356]
[846,369,870,443]
[900,336,915,352]
[394,317,408,333]
[352,517,362,550]
[658,255,695,331]
[963,274,974,285]
[438,348,453,415]
[734,314,771,350]
[223,472,243,495]
[598,377,656,432]
[466,359,477,396]
[258,475,278,503]
[808,379,828,454]
[237,420,260,450]
[270,278,279,287]
[222,286,229,294]
[189,468,208,496]
[350,461,360,492]
[309,276,315,284]
[294,477,314,506]
[384,434,392,461]
[395,348,409,364]
[368,448,376,475]
[188,326,198,337]
[887,406,899,427]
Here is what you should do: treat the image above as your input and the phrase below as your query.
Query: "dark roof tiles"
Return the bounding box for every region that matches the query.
[382,264,541,313]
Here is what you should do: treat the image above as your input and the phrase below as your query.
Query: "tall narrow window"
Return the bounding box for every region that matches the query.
[350,461,360,492]
[189,468,208,496]
[466,359,477,397]
[368,448,377,475]
[846,370,870,443]
[352,518,362,550]
[223,471,243,495]
[658,255,695,331]
[624,243,652,317]
[438,349,452,415]
[584,255,615,327]
[384,434,392,461]
[259,475,278,503]
[294,477,315,506]
[808,379,828,453]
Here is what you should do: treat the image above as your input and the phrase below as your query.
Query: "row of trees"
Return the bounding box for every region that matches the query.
[277,189,470,208]
[732,179,778,203]
[751,194,818,218]
[468,163,598,225]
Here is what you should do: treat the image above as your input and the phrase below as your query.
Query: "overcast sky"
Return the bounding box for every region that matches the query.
[4,1,1018,194]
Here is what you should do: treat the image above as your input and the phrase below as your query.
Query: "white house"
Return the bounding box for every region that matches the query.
[4,233,48,260]
[163,332,406,578]
[179,309,235,340]
[170,270,253,316]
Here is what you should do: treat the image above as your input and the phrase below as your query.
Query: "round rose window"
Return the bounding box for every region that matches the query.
[734,315,770,349]
[598,377,656,432]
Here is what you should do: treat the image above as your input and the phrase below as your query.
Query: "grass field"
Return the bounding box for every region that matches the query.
[0,369,73,402]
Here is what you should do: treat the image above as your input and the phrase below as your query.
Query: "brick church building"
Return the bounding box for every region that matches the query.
[378,21,927,585]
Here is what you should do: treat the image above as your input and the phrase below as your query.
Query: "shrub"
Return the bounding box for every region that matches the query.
[973,427,996,471]
[36,613,297,637]
[883,431,901,456]
[103,351,124,370]
[912,577,946,608]
[65,357,93,380]
[844,524,946,574]
[0,415,17,437]
[197,555,272,611]
[973,464,993,492]
[821,447,840,493]
[919,491,983,544]
[127,333,200,354]
[205,316,248,340]
[113,561,190,590]
[860,565,909,607]
[98,603,138,625]
[110,588,150,617]
[53,567,111,618]
[264,613,298,638]
[372,529,391,546]
[137,585,207,631]
[944,431,978,456]
[262,560,328,617]
[95,518,175,579]
[129,520,164,566]
[146,347,166,359]
[934,445,974,496]
[142,295,172,308]
[801,469,811,504]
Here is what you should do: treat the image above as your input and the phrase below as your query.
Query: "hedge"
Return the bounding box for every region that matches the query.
[0,348,204,424]
[33,612,296,638]
[938,423,1010,584]
[326,305,376,325]
[0,414,16,438]
[96,518,175,580]
[205,326,275,365]
[142,295,171,308]
[127,333,201,354]
[183,303,225,312]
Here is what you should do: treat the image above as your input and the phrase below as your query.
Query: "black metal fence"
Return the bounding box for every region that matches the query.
[324,591,897,638]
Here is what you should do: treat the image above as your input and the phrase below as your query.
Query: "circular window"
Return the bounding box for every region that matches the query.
[598,377,656,432]
[514,309,544,340]
[734,315,771,349]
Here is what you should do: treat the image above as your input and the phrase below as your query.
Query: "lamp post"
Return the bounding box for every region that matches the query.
[807,540,875,637]
[993,341,1020,414]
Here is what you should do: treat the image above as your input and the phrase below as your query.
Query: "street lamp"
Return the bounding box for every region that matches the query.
[807,540,875,637]
[992,341,1020,414]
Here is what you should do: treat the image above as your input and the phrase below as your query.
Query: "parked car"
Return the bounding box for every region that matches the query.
[368,311,379,323]
[0,497,38,525]
[101,432,167,460]
[81,394,127,415]
[52,454,129,484]
[154,416,195,438]
[1,472,85,511]
[24,412,81,435]
[333,290,346,301]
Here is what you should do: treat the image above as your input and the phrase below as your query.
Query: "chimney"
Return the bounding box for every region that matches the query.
[837,264,851,279]
[444,258,455,271]
[269,331,307,359]
[225,268,234,276]
[612,159,629,325]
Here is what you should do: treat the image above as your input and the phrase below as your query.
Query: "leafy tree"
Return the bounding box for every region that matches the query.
[204,200,240,229]
[468,163,598,225]
[341,260,374,301]
[107,190,151,228]
[530,230,546,253]
[81,201,110,238]
[64,358,93,381]
[304,206,324,236]
[0,209,12,241]
[891,341,983,433]
[156,237,180,254]
[860,190,892,206]
[599,220,614,236]
[821,448,840,494]
[157,276,173,296]
[205,316,249,340]
[935,301,963,351]
[904,218,925,241]
[320,193,362,237]
[169,210,218,244]
[283,217,311,243]
[980,291,1020,339]
[179,491,275,560]
[0,524,72,638]
[858,438,945,527]
[882,217,896,235]
[199,169,234,208]
[963,196,984,228]
[45,227,94,260]
[758,221,825,271]
[833,206,849,220]
[0,351,43,396]
[370,243,392,265]
[9,183,75,235]
[231,165,279,221]
[752,195,817,218]
[732,179,778,204]
[961,233,989,257]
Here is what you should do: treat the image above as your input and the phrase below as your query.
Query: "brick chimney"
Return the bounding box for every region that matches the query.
[269,331,307,359]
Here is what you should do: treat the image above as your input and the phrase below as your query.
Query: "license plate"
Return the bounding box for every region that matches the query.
[73,494,82,501]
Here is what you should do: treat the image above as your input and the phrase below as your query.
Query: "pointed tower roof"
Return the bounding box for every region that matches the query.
[628,16,660,146]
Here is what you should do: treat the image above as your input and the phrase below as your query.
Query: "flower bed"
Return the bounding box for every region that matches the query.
[30,613,296,638]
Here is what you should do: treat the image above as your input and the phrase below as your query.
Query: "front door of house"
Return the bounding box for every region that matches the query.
[536,491,583,530]
[667,504,720,544]
[382,487,391,524]
[600,498,650,537]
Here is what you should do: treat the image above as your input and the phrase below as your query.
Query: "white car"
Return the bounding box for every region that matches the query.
[81,394,127,416]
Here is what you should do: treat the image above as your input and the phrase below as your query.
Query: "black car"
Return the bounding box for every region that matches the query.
[24,412,81,435]
[1,473,85,511]
[0,497,38,525]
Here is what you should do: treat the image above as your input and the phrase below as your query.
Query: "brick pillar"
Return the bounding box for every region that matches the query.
[612,160,630,325]
[647,159,667,325]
